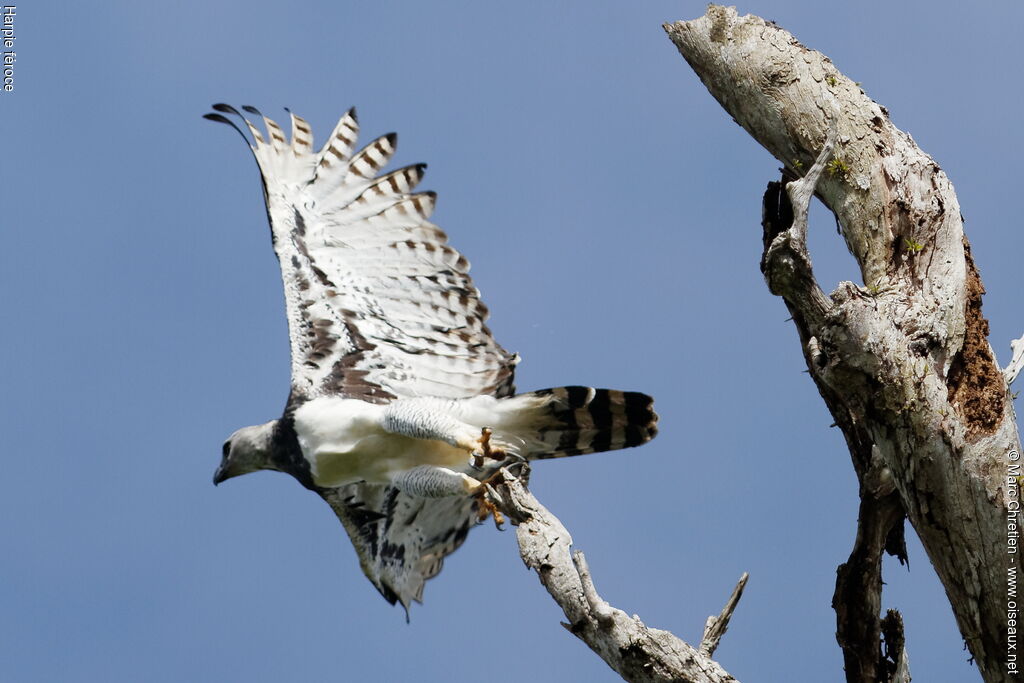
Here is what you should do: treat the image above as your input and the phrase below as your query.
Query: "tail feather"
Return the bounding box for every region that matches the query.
[521,386,658,460]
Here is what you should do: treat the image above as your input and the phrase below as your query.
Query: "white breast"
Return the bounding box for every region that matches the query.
[293,396,384,456]
[291,396,468,487]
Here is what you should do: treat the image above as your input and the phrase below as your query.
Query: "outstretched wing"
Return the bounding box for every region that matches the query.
[317,483,486,613]
[207,105,518,609]
[204,105,518,404]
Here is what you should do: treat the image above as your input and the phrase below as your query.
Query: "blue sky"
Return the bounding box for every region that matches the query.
[3,2,1020,681]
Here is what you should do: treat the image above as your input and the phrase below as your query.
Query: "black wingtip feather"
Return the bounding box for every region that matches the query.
[348,106,358,123]
[242,104,262,116]
[204,107,253,148]
[378,580,400,606]
[212,103,241,116]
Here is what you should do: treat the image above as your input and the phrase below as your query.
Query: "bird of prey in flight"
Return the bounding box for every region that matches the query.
[205,104,658,611]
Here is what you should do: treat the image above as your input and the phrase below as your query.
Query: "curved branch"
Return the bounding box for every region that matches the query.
[487,470,741,683]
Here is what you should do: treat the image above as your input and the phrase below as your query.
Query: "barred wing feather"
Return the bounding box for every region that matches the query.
[318,483,483,612]
[205,104,518,405]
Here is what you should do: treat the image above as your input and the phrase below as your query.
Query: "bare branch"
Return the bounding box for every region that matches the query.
[488,470,740,683]
[573,551,617,626]
[700,573,749,658]
[832,491,906,682]
[785,114,838,249]
[1006,333,1024,385]
[880,610,912,683]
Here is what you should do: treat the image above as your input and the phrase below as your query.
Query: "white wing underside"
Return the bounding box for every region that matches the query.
[319,483,487,610]
[208,105,520,610]
[218,104,518,404]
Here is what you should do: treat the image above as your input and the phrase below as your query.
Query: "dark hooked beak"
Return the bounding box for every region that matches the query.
[213,465,228,486]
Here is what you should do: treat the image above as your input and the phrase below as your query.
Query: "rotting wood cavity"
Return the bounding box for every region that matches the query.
[945,237,1004,438]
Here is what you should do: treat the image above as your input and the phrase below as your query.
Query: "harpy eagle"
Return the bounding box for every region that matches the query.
[205,104,659,611]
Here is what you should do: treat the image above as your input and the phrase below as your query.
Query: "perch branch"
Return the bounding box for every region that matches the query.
[487,469,741,683]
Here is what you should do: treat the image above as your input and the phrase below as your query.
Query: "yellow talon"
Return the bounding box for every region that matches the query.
[470,427,508,468]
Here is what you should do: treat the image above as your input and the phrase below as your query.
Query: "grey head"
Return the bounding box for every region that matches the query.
[214,420,279,485]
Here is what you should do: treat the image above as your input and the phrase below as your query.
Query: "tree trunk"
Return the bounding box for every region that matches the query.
[663,7,1020,682]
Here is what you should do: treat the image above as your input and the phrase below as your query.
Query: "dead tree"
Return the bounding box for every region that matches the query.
[487,6,1023,683]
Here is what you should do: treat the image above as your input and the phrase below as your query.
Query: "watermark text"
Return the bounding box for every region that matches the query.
[2,5,15,92]
[1009,450,1020,674]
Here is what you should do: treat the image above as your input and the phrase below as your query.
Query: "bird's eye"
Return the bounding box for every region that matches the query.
[222,441,231,458]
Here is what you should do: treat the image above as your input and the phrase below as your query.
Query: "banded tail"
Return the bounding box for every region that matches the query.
[519,386,658,460]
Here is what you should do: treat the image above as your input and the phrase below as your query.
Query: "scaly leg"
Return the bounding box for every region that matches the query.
[392,465,480,498]
[380,398,516,466]
[389,464,511,530]
[381,398,479,447]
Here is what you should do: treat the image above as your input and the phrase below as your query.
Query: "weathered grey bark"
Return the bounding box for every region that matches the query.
[486,470,744,682]
[664,6,1022,683]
